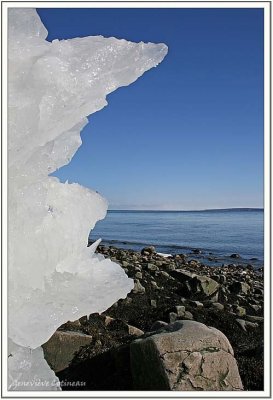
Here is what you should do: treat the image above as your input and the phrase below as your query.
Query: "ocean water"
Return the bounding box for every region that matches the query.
[90,209,264,267]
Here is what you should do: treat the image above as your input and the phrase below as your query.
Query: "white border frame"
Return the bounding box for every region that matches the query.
[1,1,271,398]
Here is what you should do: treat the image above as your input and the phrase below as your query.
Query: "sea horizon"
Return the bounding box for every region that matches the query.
[108,207,264,213]
[91,208,264,267]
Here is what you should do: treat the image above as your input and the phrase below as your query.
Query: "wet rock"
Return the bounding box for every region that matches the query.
[192,249,202,254]
[43,331,93,372]
[130,320,243,391]
[230,254,241,259]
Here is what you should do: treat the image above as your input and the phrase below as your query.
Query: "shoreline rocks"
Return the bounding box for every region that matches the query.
[53,244,263,391]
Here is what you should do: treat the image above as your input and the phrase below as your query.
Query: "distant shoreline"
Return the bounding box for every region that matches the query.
[108,208,264,213]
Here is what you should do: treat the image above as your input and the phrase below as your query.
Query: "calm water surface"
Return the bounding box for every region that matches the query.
[90,209,264,267]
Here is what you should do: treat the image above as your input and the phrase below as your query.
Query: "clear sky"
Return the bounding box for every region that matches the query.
[37,7,264,210]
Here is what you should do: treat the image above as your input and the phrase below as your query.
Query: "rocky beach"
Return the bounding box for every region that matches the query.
[43,243,264,391]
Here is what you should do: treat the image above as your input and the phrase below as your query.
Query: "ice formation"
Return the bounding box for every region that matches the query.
[8,8,167,390]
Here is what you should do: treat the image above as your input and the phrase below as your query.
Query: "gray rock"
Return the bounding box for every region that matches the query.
[130,320,243,391]
[43,331,93,372]
[133,279,145,294]
[175,305,186,317]
[141,246,156,255]
[169,312,178,323]
[190,275,220,299]
[128,325,144,337]
[150,321,168,331]
[150,299,157,308]
[122,261,129,267]
[151,280,160,290]
[169,269,196,282]
[189,300,204,308]
[147,263,158,271]
[135,271,142,279]
[229,281,250,295]
[233,306,246,317]
[236,319,259,332]
[184,311,194,320]
[246,315,264,323]
[211,302,225,311]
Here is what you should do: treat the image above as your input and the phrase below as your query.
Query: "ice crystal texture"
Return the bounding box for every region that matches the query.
[8,8,167,390]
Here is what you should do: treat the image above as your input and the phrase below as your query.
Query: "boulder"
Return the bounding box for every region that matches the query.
[189,275,219,299]
[130,320,243,391]
[42,330,93,372]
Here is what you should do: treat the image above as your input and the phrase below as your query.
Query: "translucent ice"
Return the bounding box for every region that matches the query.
[8,8,167,389]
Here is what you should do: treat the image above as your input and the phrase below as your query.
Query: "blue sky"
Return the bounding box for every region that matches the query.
[38,8,264,210]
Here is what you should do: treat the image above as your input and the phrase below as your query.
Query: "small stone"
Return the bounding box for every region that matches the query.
[150,300,157,308]
[135,271,142,279]
[236,319,247,332]
[147,263,158,271]
[169,312,178,323]
[133,279,145,294]
[246,315,264,323]
[151,281,160,290]
[189,300,203,308]
[233,305,246,317]
[141,246,156,255]
[184,311,194,320]
[211,302,224,311]
[250,304,262,313]
[122,261,129,267]
[128,325,144,337]
[150,321,168,331]
[229,281,250,295]
[175,305,186,317]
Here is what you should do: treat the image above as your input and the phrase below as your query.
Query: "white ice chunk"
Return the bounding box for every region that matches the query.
[8,7,167,389]
[8,340,61,391]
